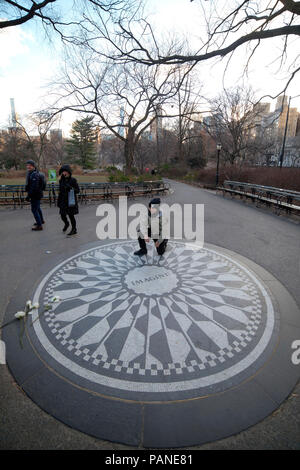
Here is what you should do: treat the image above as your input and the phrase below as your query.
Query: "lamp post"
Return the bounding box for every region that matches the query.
[279,96,291,169]
[216,144,222,187]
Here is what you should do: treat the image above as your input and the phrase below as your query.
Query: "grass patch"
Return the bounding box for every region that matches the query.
[0,172,161,186]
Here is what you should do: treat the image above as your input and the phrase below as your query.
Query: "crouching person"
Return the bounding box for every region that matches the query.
[134,197,168,257]
[57,165,80,236]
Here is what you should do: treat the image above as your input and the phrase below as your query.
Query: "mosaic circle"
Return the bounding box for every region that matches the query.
[31,241,278,399]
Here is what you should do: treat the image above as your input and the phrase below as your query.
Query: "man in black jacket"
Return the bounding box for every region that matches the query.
[25,160,45,231]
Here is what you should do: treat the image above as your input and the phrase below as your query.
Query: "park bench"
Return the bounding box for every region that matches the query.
[128,180,170,197]
[79,181,169,201]
[0,185,22,209]
[0,180,170,208]
[217,180,300,215]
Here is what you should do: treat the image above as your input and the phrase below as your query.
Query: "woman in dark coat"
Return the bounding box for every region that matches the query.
[57,165,80,236]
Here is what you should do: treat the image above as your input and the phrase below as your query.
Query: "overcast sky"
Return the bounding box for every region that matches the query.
[1,0,299,136]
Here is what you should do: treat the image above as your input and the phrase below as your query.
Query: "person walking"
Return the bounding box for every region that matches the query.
[57,164,80,236]
[25,160,45,231]
[134,197,168,257]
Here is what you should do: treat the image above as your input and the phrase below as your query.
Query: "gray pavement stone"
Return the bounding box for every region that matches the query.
[0,180,299,449]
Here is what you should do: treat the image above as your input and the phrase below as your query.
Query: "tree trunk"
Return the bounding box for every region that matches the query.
[178,136,184,162]
[124,129,135,173]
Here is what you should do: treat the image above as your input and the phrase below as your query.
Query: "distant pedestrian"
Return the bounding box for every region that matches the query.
[25,160,45,231]
[57,164,80,236]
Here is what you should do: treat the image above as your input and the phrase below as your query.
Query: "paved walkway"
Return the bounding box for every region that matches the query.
[0,180,299,449]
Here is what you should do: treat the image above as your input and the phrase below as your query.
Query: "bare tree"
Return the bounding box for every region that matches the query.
[46,130,65,166]
[0,125,31,169]
[134,136,156,173]
[0,0,139,45]
[204,86,274,166]
[48,46,191,172]
[15,112,59,168]
[100,1,300,95]
[169,70,203,162]
[100,136,124,167]
[0,0,57,29]
[4,1,299,96]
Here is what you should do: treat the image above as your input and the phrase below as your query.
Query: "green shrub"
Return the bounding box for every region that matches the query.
[108,170,129,182]
[184,173,197,182]
[106,165,119,173]
[130,167,139,175]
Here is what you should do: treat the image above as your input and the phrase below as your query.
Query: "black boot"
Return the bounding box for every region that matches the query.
[134,248,147,256]
[135,236,147,256]
[157,240,168,256]
[67,227,77,236]
[62,222,70,232]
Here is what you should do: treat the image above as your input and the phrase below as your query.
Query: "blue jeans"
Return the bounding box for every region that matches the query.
[31,199,44,226]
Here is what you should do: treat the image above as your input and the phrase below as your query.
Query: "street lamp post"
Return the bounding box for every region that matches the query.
[216,144,222,187]
[279,96,291,169]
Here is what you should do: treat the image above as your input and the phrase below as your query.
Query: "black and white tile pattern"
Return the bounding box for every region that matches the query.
[31,241,277,400]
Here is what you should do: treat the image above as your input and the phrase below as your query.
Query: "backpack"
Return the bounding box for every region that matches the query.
[38,172,47,191]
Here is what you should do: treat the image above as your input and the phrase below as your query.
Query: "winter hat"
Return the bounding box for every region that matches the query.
[59,164,72,176]
[149,197,161,207]
[26,160,36,168]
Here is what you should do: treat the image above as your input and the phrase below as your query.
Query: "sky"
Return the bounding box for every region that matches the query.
[0,0,300,136]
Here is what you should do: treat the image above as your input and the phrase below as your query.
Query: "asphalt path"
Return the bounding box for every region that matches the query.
[0,179,299,449]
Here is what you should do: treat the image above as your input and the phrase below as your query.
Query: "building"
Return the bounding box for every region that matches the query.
[271,95,299,140]
[10,98,18,128]
[248,96,300,142]
[150,105,163,141]
[277,105,299,140]
[296,115,300,136]
[95,126,101,145]
[259,96,300,166]
[279,136,300,167]
[49,128,63,143]
[251,102,271,138]
[275,95,288,110]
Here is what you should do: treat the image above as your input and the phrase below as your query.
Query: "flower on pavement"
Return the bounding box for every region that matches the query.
[15,311,26,319]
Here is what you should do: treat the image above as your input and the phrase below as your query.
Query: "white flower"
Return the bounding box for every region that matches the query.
[31,303,39,309]
[15,311,26,319]
[50,296,61,303]
[26,300,32,308]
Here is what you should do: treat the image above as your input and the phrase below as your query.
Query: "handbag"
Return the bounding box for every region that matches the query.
[68,188,76,207]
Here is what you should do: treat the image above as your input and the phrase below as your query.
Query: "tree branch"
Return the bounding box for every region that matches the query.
[130,25,300,65]
[0,0,56,28]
